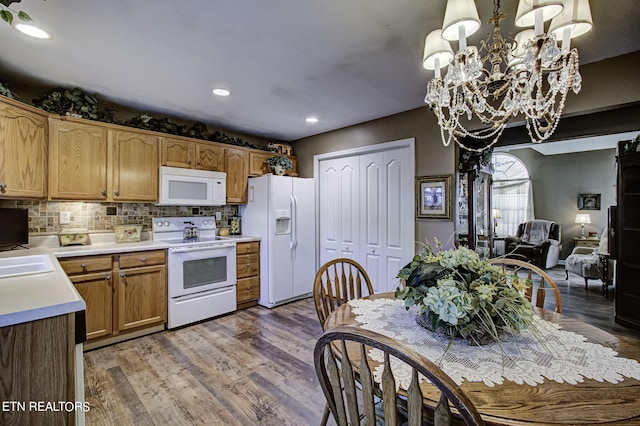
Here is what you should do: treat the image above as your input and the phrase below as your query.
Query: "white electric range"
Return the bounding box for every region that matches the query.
[152,217,237,328]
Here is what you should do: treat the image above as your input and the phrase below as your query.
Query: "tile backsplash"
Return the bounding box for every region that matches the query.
[0,200,238,235]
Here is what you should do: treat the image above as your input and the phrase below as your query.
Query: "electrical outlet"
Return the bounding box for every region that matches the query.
[215,211,222,221]
[60,211,71,224]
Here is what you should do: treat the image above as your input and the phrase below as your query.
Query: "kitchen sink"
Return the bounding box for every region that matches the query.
[0,255,55,279]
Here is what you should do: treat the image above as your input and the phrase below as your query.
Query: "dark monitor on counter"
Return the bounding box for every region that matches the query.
[0,208,29,250]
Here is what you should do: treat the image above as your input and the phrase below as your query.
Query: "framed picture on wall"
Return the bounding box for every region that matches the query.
[578,193,601,210]
[416,175,452,219]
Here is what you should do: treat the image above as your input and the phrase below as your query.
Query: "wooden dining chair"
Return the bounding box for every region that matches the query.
[488,257,563,313]
[314,326,486,426]
[313,258,375,330]
[313,258,375,425]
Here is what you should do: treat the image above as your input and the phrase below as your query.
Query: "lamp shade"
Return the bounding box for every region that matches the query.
[423,30,454,70]
[441,0,481,41]
[515,0,564,27]
[549,0,593,40]
[509,29,536,66]
[575,213,591,224]
[492,208,502,219]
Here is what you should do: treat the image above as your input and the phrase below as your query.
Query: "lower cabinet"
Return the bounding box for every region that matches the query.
[236,241,260,309]
[59,249,167,349]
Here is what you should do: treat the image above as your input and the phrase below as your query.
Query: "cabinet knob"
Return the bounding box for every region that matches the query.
[140,257,147,263]
[0,183,6,193]
[101,189,107,196]
[114,190,120,196]
[119,272,126,278]
[188,160,192,165]
[80,263,87,269]
[106,274,111,281]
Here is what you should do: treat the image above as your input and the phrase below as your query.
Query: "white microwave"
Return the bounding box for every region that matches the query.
[158,166,226,206]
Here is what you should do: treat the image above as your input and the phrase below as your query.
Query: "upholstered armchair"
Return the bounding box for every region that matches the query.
[504,220,561,269]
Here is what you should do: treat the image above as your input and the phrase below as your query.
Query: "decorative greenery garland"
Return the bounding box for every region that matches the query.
[0,83,264,149]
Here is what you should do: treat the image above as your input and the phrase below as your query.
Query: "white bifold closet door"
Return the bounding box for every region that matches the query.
[317,140,414,293]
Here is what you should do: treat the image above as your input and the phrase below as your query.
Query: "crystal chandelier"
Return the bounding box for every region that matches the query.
[423,0,593,151]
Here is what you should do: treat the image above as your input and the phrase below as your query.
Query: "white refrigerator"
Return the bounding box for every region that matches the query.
[240,175,316,308]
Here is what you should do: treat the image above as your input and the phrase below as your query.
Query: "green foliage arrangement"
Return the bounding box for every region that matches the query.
[0,0,35,26]
[395,240,534,345]
[32,87,115,122]
[266,155,293,171]
[0,81,15,99]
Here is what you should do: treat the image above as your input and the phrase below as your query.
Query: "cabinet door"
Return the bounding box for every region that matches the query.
[161,137,193,168]
[110,130,159,201]
[249,152,272,176]
[225,148,249,203]
[49,119,108,200]
[71,272,113,340]
[195,142,224,171]
[117,265,167,331]
[0,102,47,198]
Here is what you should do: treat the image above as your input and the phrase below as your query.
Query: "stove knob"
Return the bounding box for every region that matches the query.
[203,220,210,225]
[156,221,163,227]
[163,221,170,227]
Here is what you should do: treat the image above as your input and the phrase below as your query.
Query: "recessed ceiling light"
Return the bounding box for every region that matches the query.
[305,117,319,123]
[14,23,51,39]
[212,88,231,97]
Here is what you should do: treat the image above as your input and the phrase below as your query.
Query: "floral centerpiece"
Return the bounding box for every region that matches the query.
[395,240,534,345]
[266,155,293,175]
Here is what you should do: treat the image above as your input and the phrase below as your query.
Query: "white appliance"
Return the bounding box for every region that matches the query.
[152,216,237,328]
[240,175,316,308]
[158,166,226,206]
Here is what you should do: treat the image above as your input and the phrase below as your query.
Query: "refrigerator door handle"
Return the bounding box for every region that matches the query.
[290,195,296,251]
[293,195,299,249]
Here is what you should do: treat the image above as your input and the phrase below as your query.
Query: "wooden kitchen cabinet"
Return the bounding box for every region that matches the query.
[0,98,48,199]
[59,250,167,349]
[161,136,224,171]
[249,151,298,176]
[225,147,249,203]
[109,129,159,201]
[59,255,113,341]
[49,118,109,200]
[0,313,78,425]
[236,241,260,309]
[116,250,166,331]
[50,119,161,202]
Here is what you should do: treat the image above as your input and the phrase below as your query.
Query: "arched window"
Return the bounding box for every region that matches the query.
[491,153,534,236]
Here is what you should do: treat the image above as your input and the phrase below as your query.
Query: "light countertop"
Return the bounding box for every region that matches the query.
[0,232,260,328]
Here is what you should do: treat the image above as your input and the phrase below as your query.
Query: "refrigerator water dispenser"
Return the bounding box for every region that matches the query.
[274,209,291,235]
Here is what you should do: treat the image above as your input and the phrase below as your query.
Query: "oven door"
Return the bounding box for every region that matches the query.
[168,243,237,298]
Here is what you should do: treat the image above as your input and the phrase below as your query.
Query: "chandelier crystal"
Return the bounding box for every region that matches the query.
[423,0,592,151]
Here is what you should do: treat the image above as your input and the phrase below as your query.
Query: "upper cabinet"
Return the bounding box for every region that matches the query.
[249,151,298,177]
[225,148,249,204]
[109,130,159,201]
[49,119,109,200]
[161,137,223,171]
[0,99,48,199]
[49,119,159,201]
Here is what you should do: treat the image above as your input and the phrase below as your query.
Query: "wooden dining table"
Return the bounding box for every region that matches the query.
[324,293,640,425]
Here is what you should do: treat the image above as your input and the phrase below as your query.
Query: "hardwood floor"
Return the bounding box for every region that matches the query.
[83,268,639,425]
[83,300,327,425]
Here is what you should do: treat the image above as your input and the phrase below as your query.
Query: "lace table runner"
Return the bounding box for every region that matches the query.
[348,298,640,388]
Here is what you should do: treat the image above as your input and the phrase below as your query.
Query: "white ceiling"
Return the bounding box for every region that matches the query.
[1,0,639,142]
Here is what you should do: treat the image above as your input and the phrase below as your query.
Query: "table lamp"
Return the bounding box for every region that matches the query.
[575,213,591,238]
[492,208,502,235]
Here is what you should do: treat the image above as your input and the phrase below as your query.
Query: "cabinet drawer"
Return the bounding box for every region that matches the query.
[118,250,166,269]
[236,241,259,255]
[237,253,259,278]
[237,276,260,303]
[59,255,112,275]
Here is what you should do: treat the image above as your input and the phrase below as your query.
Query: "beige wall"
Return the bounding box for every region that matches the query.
[505,148,616,259]
[292,52,640,251]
